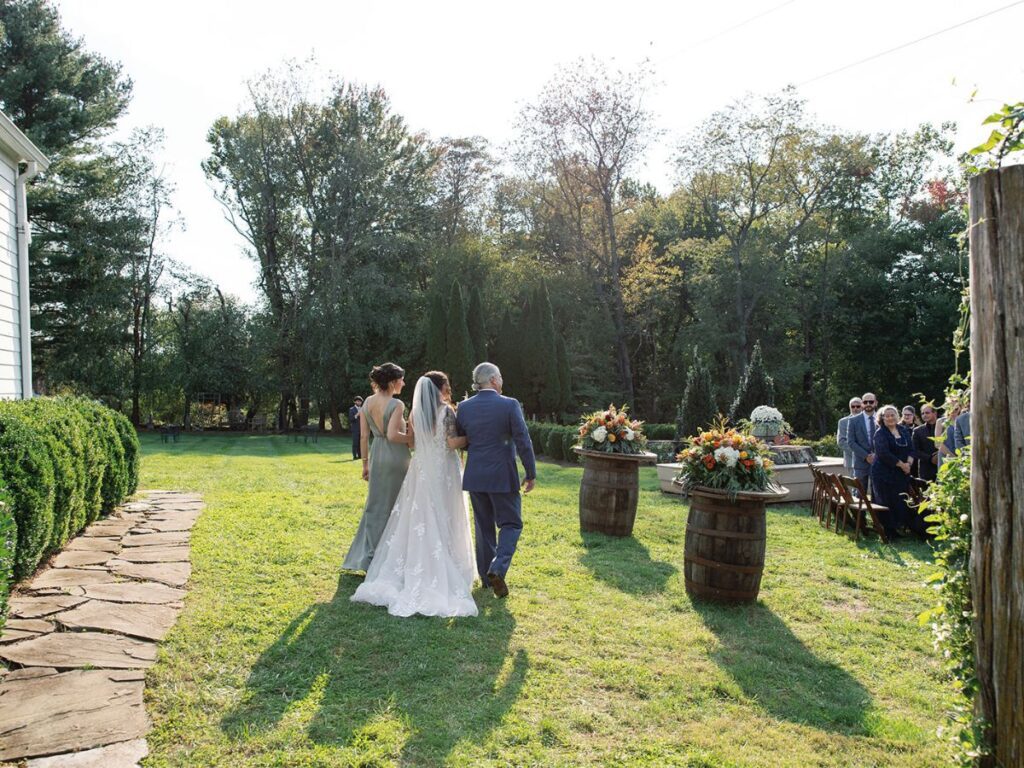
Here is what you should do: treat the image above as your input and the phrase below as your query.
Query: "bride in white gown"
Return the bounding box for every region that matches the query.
[351,372,478,617]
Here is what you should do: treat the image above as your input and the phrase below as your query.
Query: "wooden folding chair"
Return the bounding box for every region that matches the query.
[840,476,890,543]
[819,471,843,531]
[810,467,827,523]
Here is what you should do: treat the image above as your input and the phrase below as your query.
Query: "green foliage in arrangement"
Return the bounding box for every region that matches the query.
[0,404,56,581]
[728,341,774,424]
[676,347,718,441]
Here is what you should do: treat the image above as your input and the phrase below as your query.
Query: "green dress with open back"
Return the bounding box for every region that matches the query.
[342,398,411,571]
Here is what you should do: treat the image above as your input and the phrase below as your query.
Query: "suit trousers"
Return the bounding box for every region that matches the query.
[468,490,522,580]
[351,430,361,459]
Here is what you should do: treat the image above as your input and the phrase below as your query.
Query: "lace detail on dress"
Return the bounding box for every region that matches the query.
[443,407,458,442]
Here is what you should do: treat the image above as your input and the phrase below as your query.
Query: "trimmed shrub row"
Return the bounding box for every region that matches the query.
[0,397,139,587]
[0,482,13,627]
[526,422,581,463]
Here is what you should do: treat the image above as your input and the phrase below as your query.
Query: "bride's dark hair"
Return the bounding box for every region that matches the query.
[422,370,449,397]
[369,362,404,392]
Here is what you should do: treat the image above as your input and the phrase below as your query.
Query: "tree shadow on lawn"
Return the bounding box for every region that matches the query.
[222,573,527,763]
[579,532,677,594]
[693,599,874,734]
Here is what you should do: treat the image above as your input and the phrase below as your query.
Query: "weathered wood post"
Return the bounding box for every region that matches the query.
[968,164,1024,768]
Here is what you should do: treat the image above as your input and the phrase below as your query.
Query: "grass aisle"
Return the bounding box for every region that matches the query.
[139,434,951,767]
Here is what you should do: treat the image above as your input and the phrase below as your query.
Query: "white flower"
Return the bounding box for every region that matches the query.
[592,426,607,443]
[753,455,764,467]
[750,405,784,424]
[624,429,635,441]
[714,447,740,467]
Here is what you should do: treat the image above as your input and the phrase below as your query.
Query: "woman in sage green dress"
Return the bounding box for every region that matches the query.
[342,363,412,572]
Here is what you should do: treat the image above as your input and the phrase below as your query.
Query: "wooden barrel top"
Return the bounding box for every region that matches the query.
[572,447,658,465]
[674,482,789,501]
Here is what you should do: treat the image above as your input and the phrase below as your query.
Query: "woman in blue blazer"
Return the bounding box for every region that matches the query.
[870,405,925,538]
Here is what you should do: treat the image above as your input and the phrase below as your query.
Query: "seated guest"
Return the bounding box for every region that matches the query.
[870,405,926,539]
[901,405,919,428]
[912,404,940,483]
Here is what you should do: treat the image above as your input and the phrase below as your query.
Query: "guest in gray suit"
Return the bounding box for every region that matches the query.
[846,392,879,494]
[954,402,971,451]
[837,396,863,473]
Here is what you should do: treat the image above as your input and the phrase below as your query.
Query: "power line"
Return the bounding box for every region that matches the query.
[798,0,1024,87]
[657,0,800,64]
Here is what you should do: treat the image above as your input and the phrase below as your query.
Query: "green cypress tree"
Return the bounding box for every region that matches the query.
[493,308,519,397]
[516,292,539,414]
[444,280,474,396]
[556,335,573,417]
[467,285,487,363]
[426,291,447,367]
[535,282,561,417]
[728,340,775,423]
[676,347,718,439]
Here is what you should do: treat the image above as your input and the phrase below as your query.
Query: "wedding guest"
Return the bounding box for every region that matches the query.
[870,405,925,538]
[912,404,940,483]
[954,399,971,451]
[901,405,919,428]
[847,392,878,496]
[349,396,364,460]
[836,397,863,474]
[342,363,412,572]
[938,402,961,468]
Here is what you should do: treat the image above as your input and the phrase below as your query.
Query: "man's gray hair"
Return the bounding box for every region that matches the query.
[472,362,501,391]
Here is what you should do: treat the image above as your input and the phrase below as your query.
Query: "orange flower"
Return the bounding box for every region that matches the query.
[713,441,720,448]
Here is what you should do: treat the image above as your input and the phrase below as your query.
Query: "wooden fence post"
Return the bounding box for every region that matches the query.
[968,163,1024,768]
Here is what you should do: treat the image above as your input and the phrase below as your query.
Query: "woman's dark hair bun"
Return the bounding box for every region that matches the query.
[423,370,449,393]
[370,362,405,391]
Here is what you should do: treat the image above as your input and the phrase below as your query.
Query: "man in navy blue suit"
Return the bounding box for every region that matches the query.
[456,362,537,598]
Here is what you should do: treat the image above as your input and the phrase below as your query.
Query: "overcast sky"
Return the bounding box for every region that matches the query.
[54,0,1024,302]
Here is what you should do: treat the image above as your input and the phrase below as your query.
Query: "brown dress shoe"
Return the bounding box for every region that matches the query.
[487,572,509,598]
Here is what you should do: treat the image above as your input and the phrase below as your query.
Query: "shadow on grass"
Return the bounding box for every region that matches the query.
[693,600,873,733]
[221,573,526,763]
[579,532,677,594]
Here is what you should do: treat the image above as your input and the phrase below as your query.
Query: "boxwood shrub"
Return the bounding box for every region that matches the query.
[0,403,56,581]
[562,427,579,462]
[0,484,14,630]
[545,427,566,461]
[72,397,128,512]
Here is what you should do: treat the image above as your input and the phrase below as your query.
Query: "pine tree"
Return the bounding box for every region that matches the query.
[444,280,474,396]
[556,335,573,417]
[426,291,447,367]
[676,347,718,439]
[516,291,538,414]
[467,285,487,363]
[728,340,775,423]
[492,308,519,397]
[534,282,561,417]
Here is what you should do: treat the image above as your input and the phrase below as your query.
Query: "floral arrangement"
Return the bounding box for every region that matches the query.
[675,419,775,493]
[576,404,647,454]
[749,405,786,439]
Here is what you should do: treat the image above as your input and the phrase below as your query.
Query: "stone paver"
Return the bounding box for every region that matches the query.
[57,601,180,642]
[121,530,190,547]
[107,560,191,588]
[28,568,120,590]
[115,545,190,563]
[0,631,157,669]
[25,739,149,768]
[0,670,148,761]
[80,581,186,605]
[0,491,202,763]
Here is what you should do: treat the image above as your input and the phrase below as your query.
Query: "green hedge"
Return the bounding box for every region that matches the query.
[645,423,677,440]
[545,428,566,461]
[0,397,139,583]
[0,483,14,631]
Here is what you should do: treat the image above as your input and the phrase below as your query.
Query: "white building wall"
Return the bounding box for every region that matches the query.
[0,156,22,399]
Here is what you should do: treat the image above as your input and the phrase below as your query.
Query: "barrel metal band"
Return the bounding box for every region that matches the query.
[685,525,763,540]
[684,554,763,574]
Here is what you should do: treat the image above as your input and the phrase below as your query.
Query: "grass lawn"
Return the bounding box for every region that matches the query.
[139,433,952,767]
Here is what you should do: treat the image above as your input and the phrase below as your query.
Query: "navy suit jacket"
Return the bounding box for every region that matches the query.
[456,389,536,494]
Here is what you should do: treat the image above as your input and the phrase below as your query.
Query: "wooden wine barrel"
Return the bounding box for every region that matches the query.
[575,449,657,537]
[683,485,785,603]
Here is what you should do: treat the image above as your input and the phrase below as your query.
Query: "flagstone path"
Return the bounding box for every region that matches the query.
[0,491,203,767]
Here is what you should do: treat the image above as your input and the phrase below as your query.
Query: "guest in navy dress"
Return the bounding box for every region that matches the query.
[871,405,926,538]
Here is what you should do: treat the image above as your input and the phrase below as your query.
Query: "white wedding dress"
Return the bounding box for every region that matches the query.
[351,378,478,618]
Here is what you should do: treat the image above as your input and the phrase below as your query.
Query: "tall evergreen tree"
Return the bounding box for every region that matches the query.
[467,285,487,363]
[676,347,718,439]
[556,335,573,417]
[534,282,561,417]
[444,280,474,396]
[492,308,519,397]
[0,0,136,395]
[426,291,447,367]
[728,340,775,423]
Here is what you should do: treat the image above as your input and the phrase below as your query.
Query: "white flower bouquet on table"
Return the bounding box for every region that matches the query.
[749,405,786,439]
[576,404,647,454]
